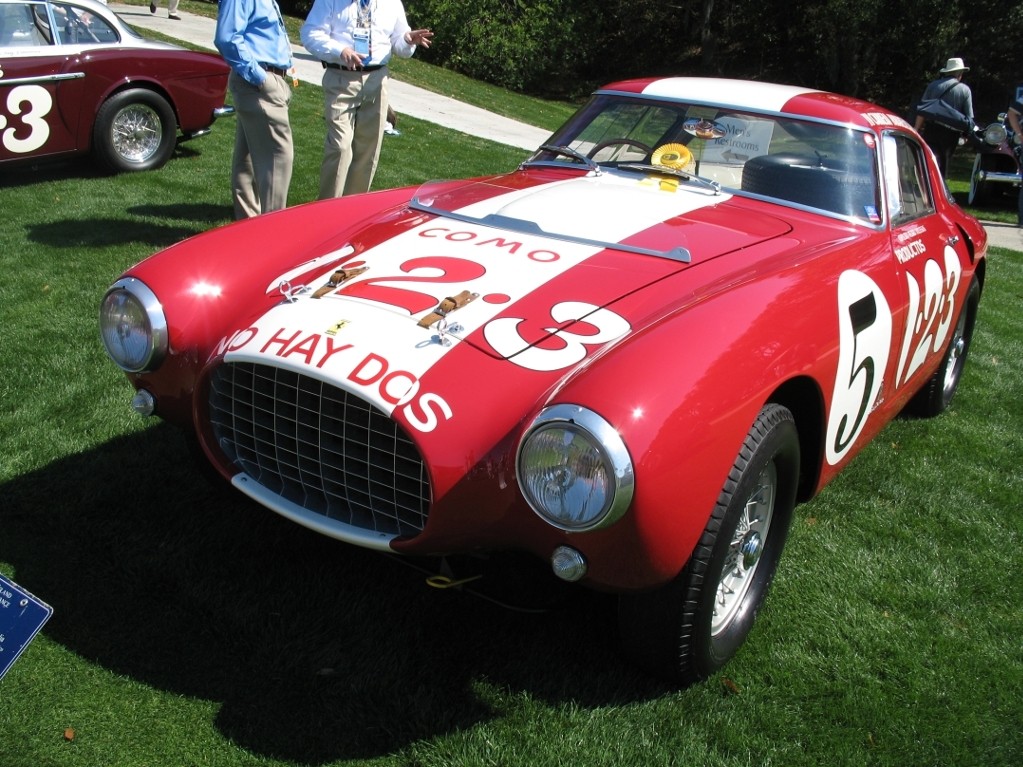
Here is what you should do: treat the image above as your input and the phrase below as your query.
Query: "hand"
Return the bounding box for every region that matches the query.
[340,46,367,68]
[405,29,434,48]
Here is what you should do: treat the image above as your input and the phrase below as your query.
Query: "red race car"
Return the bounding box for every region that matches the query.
[100,77,987,684]
[0,0,231,172]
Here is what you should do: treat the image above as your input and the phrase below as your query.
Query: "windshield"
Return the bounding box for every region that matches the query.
[528,94,882,224]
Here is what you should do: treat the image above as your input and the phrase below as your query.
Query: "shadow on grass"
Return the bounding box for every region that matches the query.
[0,142,209,190]
[1,423,670,763]
[25,212,229,250]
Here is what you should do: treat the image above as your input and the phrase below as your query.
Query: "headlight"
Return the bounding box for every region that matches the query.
[516,404,634,532]
[982,122,1007,146]
[99,278,168,373]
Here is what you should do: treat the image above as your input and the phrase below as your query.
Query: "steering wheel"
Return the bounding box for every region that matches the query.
[587,138,653,159]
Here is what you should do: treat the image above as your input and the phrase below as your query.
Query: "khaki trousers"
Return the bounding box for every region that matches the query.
[318,67,388,199]
[228,70,293,219]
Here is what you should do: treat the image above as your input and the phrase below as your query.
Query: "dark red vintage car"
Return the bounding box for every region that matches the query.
[100,77,987,684]
[969,110,1022,206]
[0,0,230,172]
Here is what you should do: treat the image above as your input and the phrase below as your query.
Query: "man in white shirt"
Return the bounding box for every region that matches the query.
[301,0,433,198]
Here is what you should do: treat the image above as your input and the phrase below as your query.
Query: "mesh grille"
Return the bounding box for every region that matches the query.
[208,362,431,538]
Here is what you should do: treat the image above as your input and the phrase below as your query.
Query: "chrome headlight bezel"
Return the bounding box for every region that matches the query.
[99,277,168,373]
[516,404,634,532]
[982,122,1008,147]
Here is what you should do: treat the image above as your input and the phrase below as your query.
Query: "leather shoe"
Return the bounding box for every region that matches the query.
[149,1,156,12]
[169,13,180,19]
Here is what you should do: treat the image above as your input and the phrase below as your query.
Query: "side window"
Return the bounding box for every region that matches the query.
[0,2,52,46]
[882,133,935,225]
[52,2,118,44]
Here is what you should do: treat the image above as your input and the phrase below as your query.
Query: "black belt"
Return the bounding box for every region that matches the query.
[259,63,289,77]
[322,61,384,72]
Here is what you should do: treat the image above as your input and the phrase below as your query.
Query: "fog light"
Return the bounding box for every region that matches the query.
[550,546,587,582]
[131,389,156,417]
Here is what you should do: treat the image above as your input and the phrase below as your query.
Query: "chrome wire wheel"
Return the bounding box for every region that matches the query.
[618,404,799,686]
[94,89,176,173]
[711,461,776,636]
[942,305,970,399]
[111,103,163,164]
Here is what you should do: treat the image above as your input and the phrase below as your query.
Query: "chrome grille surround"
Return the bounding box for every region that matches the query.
[208,362,431,538]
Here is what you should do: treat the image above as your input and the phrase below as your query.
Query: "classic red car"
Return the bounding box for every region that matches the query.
[100,77,987,684]
[0,0,230,172]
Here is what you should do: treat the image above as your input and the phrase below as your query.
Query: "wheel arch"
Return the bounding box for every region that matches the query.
[766,375,826,504]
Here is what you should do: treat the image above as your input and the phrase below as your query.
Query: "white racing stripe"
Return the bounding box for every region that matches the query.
[225,174,727,415]
[640,78,817,114]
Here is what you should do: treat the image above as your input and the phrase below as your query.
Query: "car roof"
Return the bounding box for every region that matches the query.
[0,0,119,15]
[600,77,909,132]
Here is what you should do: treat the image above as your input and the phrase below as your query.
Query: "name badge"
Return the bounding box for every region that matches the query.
[353,28,370,63]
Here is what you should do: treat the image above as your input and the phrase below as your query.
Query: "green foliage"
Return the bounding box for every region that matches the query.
[277,0,1022,119]
[406,0,590,96]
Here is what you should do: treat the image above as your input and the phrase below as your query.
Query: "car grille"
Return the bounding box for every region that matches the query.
[207,362,431,538]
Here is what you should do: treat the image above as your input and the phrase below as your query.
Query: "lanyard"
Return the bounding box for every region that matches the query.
[357,0,372,27]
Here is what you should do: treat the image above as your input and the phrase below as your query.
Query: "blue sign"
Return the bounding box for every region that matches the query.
[0,574,53,681]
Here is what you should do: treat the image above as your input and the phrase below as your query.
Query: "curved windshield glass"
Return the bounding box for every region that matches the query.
[527,94,882,224]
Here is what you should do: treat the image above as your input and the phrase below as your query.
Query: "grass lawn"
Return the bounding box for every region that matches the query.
[1,48,1022,767]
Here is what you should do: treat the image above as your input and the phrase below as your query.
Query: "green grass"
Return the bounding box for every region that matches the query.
[2,51,1022,767]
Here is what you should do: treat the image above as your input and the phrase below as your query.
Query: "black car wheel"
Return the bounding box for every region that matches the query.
[619,404,800,685]
[968,154,992,206]
[93,89,177,173]
[905,277,981,418]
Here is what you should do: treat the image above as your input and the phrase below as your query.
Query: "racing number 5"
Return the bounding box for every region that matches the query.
[826,270,893,465]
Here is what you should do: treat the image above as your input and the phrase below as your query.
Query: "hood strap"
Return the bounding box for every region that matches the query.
[312,266,369,298]
[418,290,478,328]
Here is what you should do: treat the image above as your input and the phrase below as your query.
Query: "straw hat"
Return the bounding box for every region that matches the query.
[939,57,970,74]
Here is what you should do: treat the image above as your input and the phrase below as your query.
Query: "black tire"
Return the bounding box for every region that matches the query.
[968,154,991,206]
[618,404,800,685]
[904,277,981,418]
[93,89,177,173]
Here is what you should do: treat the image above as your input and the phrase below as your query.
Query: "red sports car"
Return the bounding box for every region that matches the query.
[99,77,987,684]
[0,0,230,172]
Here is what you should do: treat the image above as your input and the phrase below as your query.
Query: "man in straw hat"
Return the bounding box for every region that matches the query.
[914,57,976,177]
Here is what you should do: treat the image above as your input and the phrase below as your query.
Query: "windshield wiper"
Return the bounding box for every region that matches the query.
[618,163,722,195]
[522,144,603,175]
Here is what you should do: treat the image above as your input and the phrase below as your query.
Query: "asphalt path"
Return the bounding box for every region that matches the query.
[110,4,1021,250]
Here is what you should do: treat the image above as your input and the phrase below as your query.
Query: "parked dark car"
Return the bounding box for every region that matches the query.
[969,112,1022,206]
[0,0,231,172]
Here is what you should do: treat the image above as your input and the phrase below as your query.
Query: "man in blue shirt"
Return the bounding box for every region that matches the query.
[215,0,295,218]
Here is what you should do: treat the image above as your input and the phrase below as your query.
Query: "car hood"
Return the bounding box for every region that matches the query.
[223,172,792,408]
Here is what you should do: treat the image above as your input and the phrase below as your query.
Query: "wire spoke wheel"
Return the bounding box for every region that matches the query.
[618,404,799,685]
[711,462,776,636]
[94,89,176,173]
[111,103,164,163]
